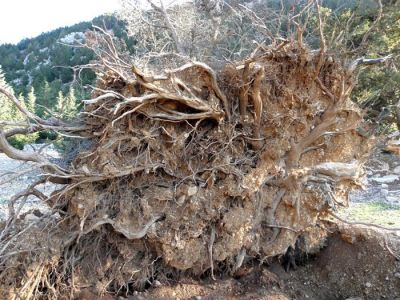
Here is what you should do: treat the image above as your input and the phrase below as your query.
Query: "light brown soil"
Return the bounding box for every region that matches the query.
[88,226,399,300]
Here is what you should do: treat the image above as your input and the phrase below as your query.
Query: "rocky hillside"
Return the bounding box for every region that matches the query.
[0,14,134,112]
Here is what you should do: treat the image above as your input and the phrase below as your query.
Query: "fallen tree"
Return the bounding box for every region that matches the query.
[0,2,382,299]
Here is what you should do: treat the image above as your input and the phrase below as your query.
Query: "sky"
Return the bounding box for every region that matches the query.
[0,0,121,44]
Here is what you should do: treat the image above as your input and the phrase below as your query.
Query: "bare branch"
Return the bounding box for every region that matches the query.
[0,86,42,123]
[146,0,184,54]
[0,130,45,163]
[349,54,393,72]
[329,212,400,232]
[314,0,326,76]
[168,62,231,119]
[4,125,42,138]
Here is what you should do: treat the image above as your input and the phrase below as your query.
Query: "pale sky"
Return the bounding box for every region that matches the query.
[0,0,121,44]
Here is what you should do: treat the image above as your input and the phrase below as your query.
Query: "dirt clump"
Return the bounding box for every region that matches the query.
[132,226,400,300]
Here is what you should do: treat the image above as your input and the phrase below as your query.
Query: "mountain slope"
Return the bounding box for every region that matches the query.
[0,14,134,113]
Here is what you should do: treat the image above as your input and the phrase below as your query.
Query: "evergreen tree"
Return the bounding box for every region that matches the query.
[0,66,17,122]
[56,90,65,113]
[0,65,12,93]
[35,79,52,116]
[64,86,78,119]
[0,66,38,148]
[42,80,51,106]
[27,87,36,113]
[13,94,26,120]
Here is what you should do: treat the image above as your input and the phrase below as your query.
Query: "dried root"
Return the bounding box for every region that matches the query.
[0,36,372,298]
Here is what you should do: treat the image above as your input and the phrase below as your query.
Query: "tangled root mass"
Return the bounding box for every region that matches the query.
[0,42,370,298]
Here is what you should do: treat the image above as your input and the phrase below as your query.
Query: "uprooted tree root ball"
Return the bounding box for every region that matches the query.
[0,41,372,298]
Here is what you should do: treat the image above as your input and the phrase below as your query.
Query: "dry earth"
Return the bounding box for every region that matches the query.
[78,226,400,300]
[0,144,60,220]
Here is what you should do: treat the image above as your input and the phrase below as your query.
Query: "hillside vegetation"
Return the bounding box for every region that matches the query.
[0,15,134,117]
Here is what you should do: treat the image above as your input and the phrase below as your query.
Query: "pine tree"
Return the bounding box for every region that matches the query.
[64,86,78,119]
[0,66,38,149]
[12,94,26,120]
[56,90,65,113]
[0,65,11,93]
[0,66,18,122]
[27,87,36,113]
[38,80,52,109]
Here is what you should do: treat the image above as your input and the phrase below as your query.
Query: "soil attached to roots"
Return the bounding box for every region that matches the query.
[0,41,377,299]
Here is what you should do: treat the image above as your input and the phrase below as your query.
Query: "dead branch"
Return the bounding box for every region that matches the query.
[4,125,42,138]
[349,54,393,72]
[7,179,47,220]
[167,62,231,119]
[0,87,41,123]
[250,64,265,149]
[0,130,45,163]
[209,225,216,280]
[239,62,251,119]
[329,212,400,232]
[384,236,400,261]
[264,224,298,233]
[146,0,184,54]
[314,0,326,76]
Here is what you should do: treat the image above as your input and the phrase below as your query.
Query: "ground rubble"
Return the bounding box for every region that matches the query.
[350,142,400,206]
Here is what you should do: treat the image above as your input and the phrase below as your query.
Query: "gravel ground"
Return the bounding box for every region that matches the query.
[0,144,61,220]
[349,150,400,206]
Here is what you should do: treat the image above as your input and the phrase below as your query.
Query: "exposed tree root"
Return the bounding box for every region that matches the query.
[0,35,373,299]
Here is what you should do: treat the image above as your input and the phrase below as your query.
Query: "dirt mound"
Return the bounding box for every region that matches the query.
[281,227,400,299]
[128,226,400,300]
[0,38,372,298]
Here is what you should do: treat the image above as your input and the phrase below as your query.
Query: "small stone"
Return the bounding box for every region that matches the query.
[393,166,400,174]
[381,183,388,189]
[365,282,372,288]
[24,213,40,222]
[387,196,399,203]
[176,195,186,205]
[371,175,399,184]
[187,186,197,197]
[153,280,162,287]
[394,272,400,279]
[192,296,202,300]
